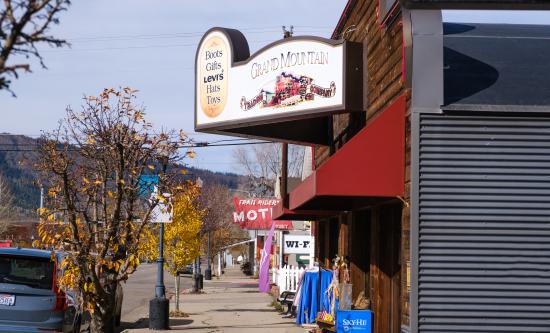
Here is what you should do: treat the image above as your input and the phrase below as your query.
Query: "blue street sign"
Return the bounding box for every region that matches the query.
[138,174,159,196]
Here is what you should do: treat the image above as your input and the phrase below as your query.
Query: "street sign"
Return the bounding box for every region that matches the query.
[283,235,312,254]
[150,186,172,223]
[138,174,159,196]
[151,201,172,223]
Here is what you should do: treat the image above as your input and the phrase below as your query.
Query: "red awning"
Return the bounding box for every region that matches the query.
[274,94,406,218]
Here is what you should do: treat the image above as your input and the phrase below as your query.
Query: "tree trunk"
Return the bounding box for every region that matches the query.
[90,308,115,333]
[175,274,180,311]
[89,284,117,333]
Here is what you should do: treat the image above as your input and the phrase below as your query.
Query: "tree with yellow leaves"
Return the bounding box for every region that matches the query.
[141,184,203,312]
[34,87,193,333]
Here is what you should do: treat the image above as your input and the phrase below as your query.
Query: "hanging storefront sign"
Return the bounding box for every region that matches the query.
[283,235,313,254]
[194,28,362,145]
[232,197,293,230]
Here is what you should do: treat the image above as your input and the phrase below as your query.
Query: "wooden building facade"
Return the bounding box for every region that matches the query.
[311,1,410,332]
[304,1,550,333]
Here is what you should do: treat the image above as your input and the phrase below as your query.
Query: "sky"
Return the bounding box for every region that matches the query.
[0,2,548,174]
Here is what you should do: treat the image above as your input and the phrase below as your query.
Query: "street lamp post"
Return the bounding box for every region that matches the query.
[205,230,212,280]
[156,215,166,298]
[149,156,169,330]
[193,177,204,291]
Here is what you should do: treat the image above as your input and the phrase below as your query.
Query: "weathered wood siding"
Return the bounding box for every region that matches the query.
[313,0,411,328]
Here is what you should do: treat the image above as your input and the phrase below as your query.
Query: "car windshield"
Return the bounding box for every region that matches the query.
[0,255,53,290]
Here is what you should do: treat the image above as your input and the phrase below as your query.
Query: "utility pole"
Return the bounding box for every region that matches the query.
[39,186,44,211]
[33,186,44,247]
[277,25,293,272]
[280,25,292,208]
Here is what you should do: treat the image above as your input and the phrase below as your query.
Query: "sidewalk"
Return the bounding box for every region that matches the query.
[123,267,306,333]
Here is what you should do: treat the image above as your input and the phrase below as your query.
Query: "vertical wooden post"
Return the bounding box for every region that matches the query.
[280,26,291,208]
[281,143,288,207]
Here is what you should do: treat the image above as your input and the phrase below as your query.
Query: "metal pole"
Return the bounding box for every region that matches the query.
[253,230,258,275]
[198,255,203,289]
[205,230,212,280]
[194,252,203,290]
[279,231,284,268]
[149,160,169,330]
[156,160,167,298]
[155,222,166,297]
[39,186,44,210]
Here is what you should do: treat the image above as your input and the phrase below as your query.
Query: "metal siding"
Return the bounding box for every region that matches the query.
[418,114,550,333]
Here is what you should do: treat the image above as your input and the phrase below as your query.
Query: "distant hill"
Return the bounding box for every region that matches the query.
[0,134,246,216]
[0,134,41,215]
[186,166,245,190]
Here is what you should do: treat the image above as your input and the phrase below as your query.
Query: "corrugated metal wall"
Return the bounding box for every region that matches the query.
[418,114,550,332]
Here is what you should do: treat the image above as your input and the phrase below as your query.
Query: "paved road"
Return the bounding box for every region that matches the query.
[118,263,194,330]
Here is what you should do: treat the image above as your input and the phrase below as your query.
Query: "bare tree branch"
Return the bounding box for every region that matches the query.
[233,143,304,197]
[0,0,71,95]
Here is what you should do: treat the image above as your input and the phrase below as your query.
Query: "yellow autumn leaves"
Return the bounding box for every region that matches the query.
[141,185,203,276]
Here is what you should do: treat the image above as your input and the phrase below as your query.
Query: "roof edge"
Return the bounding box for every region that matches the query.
[331,0,359,39]
[401,0,550,10]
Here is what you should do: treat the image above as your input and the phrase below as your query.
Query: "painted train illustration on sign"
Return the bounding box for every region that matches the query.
[240,72,336,111]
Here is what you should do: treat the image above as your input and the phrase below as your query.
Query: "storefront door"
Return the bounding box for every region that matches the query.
[371,203,402,333]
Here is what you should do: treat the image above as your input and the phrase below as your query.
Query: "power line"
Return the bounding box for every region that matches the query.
[0,132,246,137]
[39,33,332,52]
[40,28,332,53]
[64,26,333,42]
[0,138,257,147]
[0,140,269,152]
[38,39,275,53]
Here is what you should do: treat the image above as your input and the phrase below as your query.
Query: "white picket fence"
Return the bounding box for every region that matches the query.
[272,266,305,295]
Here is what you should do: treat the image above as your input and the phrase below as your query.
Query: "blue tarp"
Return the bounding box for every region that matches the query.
[296,269,333,325]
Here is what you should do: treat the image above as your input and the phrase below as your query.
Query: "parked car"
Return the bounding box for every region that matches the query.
[0,247,124,332]
[177,263,194,275]
[0,247,82,333]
